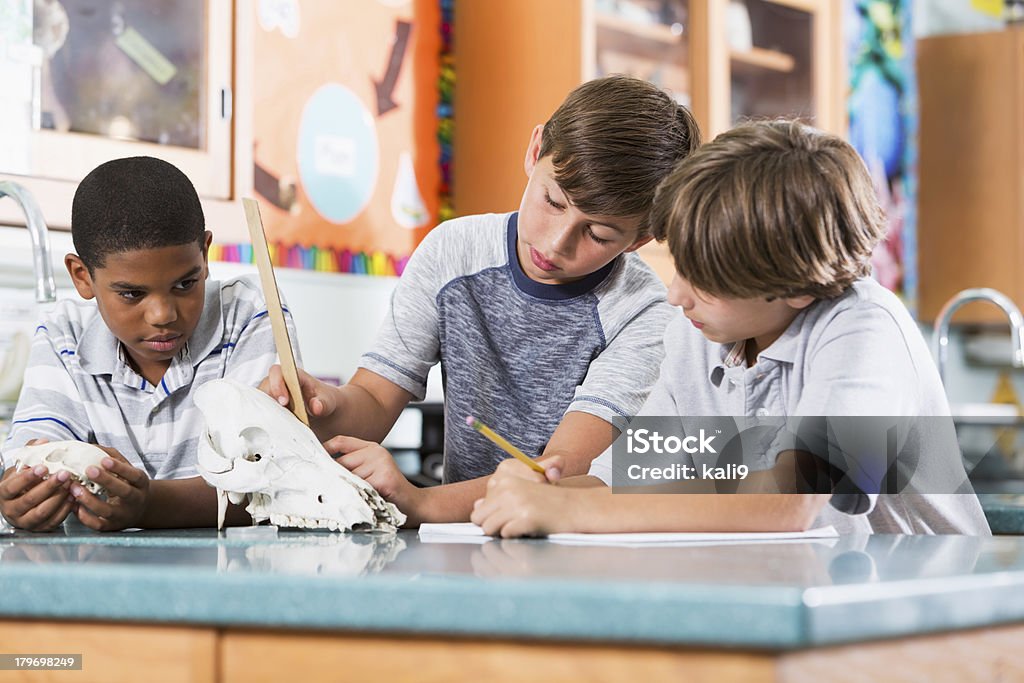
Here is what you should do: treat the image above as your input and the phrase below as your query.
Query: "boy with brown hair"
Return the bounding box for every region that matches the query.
[263,76,702,525]
[471,119,989,536]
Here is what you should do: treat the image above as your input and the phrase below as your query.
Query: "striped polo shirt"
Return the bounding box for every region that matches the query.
[0,275,299,480]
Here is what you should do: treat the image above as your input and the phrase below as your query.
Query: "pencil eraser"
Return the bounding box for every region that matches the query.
[465,415,475,426]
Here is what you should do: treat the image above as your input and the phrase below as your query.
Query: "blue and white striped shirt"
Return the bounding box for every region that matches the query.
[1,275,300,479]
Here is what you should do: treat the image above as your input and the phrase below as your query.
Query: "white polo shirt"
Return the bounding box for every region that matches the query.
[590,278,991,534]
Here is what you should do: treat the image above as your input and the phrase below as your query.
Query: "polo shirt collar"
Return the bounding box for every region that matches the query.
[756,304,816,364]
[709,340,746,386]
[707,304,816,385]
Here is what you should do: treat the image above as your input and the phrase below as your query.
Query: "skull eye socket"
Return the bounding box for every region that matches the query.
[317,495,323,504]
[238,426,271,464]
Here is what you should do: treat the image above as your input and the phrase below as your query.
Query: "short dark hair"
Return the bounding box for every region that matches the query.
[653,119,886,299]
[72,156,206,272]
[538,75,701,237]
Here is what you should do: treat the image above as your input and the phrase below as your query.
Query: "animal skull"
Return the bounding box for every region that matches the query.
[3,441,108,496]
[194,378,406,532]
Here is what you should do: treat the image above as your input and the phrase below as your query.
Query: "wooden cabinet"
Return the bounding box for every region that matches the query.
[701,0,842,139]
[454,0,843,283]
[0,621,216,683]
[6,619,1024,683]
[918,29,1024,323]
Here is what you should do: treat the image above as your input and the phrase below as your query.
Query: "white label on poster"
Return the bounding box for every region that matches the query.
[258,0,301,38]
[314,135,356,177]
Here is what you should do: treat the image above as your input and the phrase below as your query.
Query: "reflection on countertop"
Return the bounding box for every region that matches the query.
[2,527,1024,648]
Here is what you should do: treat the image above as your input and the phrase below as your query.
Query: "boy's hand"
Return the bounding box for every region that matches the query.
[471,477,576,538]
[324,435,422,522]
[71,448,150,531]
[260,364,336,419]
[491,455,564,486]
[0,438,75,532]
[0,464,75,532]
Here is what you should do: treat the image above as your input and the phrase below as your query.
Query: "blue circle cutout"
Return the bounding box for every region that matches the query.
[297,84,379,224]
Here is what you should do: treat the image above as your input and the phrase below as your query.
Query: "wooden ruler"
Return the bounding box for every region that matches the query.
[242,198,309,425]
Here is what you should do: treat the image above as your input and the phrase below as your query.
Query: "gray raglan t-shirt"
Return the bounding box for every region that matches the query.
[590,278,991,535]
[360,212,673,484]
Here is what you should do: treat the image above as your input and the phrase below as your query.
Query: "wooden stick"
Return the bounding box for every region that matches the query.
[242,198,309,426]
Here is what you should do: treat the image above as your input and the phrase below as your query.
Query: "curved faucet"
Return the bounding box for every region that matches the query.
[0,180,56,303]
[933,288,1024,390]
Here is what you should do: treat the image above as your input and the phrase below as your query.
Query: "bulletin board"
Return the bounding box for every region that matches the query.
[218,0,444,276]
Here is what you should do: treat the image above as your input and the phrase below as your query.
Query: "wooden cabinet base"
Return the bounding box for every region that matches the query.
[222,624,1024,683]
[221,632,773,683]
[0,621,216,683]
[1,620,1023,682]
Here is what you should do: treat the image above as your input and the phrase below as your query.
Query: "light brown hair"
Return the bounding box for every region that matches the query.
[539,75,701,237]
[652,119,886,299]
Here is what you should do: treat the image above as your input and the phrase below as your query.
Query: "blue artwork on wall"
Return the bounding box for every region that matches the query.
[297,83,381,224]
[846,0,917,311]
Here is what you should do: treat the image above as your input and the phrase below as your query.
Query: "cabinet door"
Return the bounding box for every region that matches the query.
[25,0,232,199]
[917,30,1024,323]
[588,0,692,106]
[701,0,840,137]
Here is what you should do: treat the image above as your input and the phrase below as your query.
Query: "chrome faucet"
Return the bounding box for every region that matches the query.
[933,288,1024,389]
[0,180,56,303]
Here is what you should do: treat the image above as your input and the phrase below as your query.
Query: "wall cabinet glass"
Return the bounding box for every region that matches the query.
[2,0,232,202]
[707,0,839,137]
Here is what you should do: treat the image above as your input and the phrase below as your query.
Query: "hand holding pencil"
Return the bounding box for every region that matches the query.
[466,416,561,484]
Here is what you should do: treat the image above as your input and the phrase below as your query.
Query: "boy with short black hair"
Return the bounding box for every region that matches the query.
[0,156,298,531]
[471,120,990,536]
[264,76,702,525]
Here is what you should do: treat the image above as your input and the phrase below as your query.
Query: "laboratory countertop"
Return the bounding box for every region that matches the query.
[980,493,1024,534]
[2,525,1024,650]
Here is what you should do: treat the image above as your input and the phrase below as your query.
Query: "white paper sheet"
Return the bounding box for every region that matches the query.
[418,523,839,547]
[417,522,490,544]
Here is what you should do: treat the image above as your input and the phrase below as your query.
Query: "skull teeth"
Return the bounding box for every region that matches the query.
[262,512,398,533]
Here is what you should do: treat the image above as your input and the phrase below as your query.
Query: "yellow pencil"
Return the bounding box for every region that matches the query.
[465,416,547,474]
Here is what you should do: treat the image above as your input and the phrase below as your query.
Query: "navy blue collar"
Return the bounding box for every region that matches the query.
[505,212,617,301]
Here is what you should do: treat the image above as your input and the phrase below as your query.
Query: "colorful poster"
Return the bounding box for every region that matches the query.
[247,0,441,275]
[846,0,916,309]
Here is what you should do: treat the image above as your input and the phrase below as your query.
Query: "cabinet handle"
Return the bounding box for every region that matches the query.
[220,87,233,121]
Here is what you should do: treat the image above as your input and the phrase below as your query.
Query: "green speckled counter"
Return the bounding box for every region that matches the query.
[2,527,1024,650]
[980,493,1024,534]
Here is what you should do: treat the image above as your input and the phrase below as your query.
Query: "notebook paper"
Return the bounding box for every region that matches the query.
[418,523,838,547]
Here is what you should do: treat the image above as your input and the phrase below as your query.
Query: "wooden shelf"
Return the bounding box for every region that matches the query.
[595,12,684,45]
[729,46,796,74]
